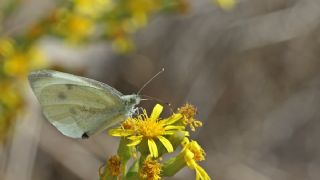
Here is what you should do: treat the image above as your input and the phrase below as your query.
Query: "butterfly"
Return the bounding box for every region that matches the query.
[28,70,142,139]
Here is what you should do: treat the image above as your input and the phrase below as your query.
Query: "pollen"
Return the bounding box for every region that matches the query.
[186,140,205,162]
[178,103,203,131]
[107,155,121,176]
[178,103,197,119]
[139,156,161,180]
[137,120,165,138]
[121,118,137,130]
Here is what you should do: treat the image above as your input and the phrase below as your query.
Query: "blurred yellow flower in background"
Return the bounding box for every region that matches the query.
[74,0,112,18]
[0,37,46,141]
[2,46,46,79]
[53,11,94,43]
[0,82,23,142]
[127,0,160,28]
[214,0,235,10]
[0,38,15,57]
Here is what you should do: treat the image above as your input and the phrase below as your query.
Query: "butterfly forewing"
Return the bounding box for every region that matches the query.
[29,70,129,138]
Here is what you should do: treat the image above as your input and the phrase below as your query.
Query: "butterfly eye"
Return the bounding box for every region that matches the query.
[125,98,136,105]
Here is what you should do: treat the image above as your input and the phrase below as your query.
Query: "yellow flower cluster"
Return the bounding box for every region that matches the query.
[104,103,210,180]
[49,0,190,51]
[0,38,46,79]
[178,103,203,131]
[214,0,236,10]
[182,138,210,180]
[139,156,162,180]
[0,82,23,142]
[110,104,187,157]
[0,37,46,142]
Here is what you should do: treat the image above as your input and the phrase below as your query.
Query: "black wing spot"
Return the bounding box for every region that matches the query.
[69,108,77,115]
[58,92,67,100]
[82,132,89,139]
[66,84,73,90]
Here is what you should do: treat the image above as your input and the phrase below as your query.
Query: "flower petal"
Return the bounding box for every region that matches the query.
[162,113,182,125]
[194,163,211,180]
[127,137,142,146]
[150,104,163,121]
[148,139,158,157]
[164,125,185,130]
[157,136,173,153]
[127,135,143,141]
[108,129,134,136]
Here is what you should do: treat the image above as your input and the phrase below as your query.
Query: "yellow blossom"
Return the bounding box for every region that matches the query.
[0,83,22,111]
[54,11,94,42]
[139,156,161,180]
[0,82,23,142]
[3,46,46,78]
[73,0,112,18]
[112,37,134,53]
[127,0,160,28]
[181,138,210,180]
[178,103,203,131]
[214,0,235,10]
[109,104,186,157]
[107,155,121,176]
[0,38,14,57]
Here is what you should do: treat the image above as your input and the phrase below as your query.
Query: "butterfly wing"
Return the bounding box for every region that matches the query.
[29,70,129,138]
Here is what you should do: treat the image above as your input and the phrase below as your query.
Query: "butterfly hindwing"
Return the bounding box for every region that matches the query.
[29,70,128,138]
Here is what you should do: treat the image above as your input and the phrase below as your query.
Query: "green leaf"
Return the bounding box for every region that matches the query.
[125,160,140,180]
[162,153,186,177]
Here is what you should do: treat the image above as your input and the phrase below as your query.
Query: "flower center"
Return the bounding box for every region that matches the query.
[139,156,161,180]
[178,103,197,119]
[122,118,136,130]
[138,120,164,138]
[107,155,121,176]
[188,142,205,161]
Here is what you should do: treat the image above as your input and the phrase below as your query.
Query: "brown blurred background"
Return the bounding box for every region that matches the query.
[2,0,320,179]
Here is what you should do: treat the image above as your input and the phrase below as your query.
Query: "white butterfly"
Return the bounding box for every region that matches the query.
[28,70,140,139]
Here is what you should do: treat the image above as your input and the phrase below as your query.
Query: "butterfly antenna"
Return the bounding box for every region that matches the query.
[137,68,164,95]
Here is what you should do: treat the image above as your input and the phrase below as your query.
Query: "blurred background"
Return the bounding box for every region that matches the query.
[1,0,320,179]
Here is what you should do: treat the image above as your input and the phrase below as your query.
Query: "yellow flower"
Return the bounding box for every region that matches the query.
[178,103,202,131]
[0,82,23,142]
[54,11,94,42]
[100,155,122,179]
[112,37,134,53]
[107,155,121,176]
[73,0,112,18]
[214,0,235,10]
[109,104,186,157]
[0,38,15,57]
[3,46,46,79]
[68,15,94,41]
[127,0,160,28]
[0,83,22,110]
[181,138,210,180]
[139,156,161,180]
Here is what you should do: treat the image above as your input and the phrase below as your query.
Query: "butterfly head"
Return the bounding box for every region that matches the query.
[122,94,141,108]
